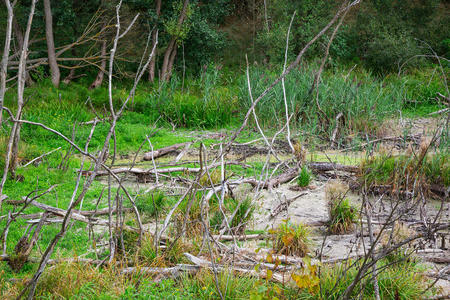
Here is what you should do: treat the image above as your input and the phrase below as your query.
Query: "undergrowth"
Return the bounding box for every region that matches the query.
[271,219,310,257]
[328,198,358,234]
[361,149,449,188]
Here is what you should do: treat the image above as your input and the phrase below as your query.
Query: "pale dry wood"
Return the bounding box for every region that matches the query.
[143,142,189,160]
[87,161,248,177]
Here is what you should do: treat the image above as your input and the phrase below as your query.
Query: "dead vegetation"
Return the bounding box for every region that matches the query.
[0,1,449,299]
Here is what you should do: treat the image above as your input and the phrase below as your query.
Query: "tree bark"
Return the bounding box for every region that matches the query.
[43,0,60,87]
[160,0,189,81]
[12,16,34,86]
[148,0,161,82]
[166,46,177,81]
[0,0,15,126]
[89,40,107,89]
[1,0,37,196]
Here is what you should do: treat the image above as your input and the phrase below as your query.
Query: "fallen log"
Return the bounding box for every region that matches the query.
[184,253,284,282]
[121,264,200,279]
[143,142,189,161]
[308,162,359,173]
[75,206,133,216]
[422,254,450,264]
[86,161,248,178]
[30,200,110,226]
[29,200,138,231]
[244,168,298,189]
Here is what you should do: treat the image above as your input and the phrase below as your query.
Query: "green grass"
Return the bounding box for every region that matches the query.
[136,190,172,218]
[328,198,358,234]
[271,219,310,257]
[304,259,434,300]
[1,64,447,298]
[210,196,254,234]
[361,151,449,187]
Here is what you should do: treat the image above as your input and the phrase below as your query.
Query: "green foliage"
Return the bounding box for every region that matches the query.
[136,190,167,217]
[297,166,312,187]
[210,196,254,234]
[240,65,405,144]
[361,150,449,188]
[312,259,434,300]
[256,0,449,73]
[328,198,358,234]
[34,262,123,299]
[271,219,310,257]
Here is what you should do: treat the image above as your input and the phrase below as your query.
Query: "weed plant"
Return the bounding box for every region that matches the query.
[271,219,310,257]
[297,166,312,187]
[328,198,358,234]
[135,190,168,218]
[361,150,449,188]
[210,196,254,234]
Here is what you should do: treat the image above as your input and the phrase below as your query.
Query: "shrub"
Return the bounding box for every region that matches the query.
[297,166,312,187]
[272,219,310,257]
[328,198,358,234]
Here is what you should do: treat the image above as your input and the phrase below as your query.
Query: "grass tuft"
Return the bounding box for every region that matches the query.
[328,198,358,234]
[272,219,310,257]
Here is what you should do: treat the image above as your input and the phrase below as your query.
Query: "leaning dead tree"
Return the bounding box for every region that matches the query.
[0,0,16,126]
[1,0,37,198]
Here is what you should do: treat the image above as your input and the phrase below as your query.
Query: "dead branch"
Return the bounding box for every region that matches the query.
[142,142,190,161]
[20,147,61,168]
[244,167,298,189]
[86,161,248,177]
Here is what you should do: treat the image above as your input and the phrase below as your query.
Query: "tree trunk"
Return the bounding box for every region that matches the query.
[0,0,15,127]
[148,0,161,82]
[12,16,34,87]
[89,40,107,89]
[166,45,177,81]
[161,40,175,82]
[1,0,37,195]
[43,0,60,87]
[160,0,189,82]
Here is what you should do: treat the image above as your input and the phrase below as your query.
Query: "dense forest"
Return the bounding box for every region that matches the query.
[1,0,449,78]
[0,0,449,299]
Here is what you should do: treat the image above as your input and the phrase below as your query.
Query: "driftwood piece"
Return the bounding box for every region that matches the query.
[213,234,268,241]
[245,168,298,189]
[143,142,189,161]
[271,192,308,218]
[30,200,110,226]
[20,147,61,168]
[422,254,450,264]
